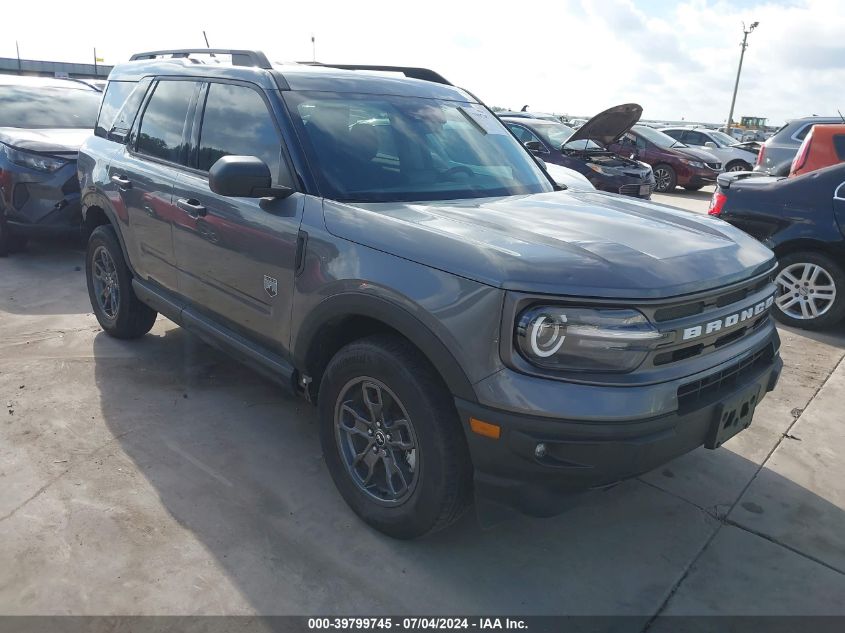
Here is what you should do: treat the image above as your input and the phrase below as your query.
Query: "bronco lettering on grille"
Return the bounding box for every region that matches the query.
[681,295,774,341]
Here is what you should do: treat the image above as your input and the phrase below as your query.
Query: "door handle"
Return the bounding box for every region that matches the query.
[111,174,132,189]
[177,198,207,218]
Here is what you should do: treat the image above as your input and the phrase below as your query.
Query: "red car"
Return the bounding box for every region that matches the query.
[789,124,845,177]
[610,125,723,193]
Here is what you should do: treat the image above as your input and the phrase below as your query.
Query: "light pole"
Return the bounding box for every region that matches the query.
[725,21,759,135]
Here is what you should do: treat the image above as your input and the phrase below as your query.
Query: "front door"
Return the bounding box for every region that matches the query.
[172,81,303,349]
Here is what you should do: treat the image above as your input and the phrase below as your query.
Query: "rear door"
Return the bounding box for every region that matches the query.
[172,80,303,349]
[115,79,200,291]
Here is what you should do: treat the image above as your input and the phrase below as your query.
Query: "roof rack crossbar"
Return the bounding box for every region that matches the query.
[298,62,453,86]
[129,49,272,69]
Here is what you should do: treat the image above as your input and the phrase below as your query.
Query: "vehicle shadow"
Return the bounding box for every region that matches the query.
[0,239,88,316]
[777,320,845,349]
[665,188,713,201]
[91,327,845,619]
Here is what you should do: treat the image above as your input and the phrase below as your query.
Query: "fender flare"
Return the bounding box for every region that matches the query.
[293,292,477,402]
[80,190,136,275]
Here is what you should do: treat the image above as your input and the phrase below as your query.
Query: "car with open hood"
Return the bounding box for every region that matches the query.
[502,104,655,199]
[610,125,723,193]
[0,75,102,255]
[78,50,782,538]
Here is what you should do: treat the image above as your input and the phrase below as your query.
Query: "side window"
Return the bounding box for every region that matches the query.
[795,124,814,141]
[508,124,544,148]
[634,134,648,150]
[197,83,282,181]
[663,130,683,141]
[95,81,135,138]
[684,131,706,146]
[136,80,198,163]
[834,135,845,161]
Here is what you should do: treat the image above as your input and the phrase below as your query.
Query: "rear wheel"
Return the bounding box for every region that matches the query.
[86,225,157,339]
[653,164,677,192]
[318,334,472,539]
[773,251,845,330]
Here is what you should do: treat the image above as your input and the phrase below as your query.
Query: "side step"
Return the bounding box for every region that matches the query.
[132,278,297,394]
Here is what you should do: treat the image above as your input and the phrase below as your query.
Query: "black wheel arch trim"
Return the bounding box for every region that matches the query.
[81,191,138,277]
[294,292,477,403]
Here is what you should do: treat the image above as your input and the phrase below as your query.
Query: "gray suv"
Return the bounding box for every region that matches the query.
[78,49,783,538]
[756,116,844,175]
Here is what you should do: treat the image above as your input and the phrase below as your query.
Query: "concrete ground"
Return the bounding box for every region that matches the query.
[1,187,844,624]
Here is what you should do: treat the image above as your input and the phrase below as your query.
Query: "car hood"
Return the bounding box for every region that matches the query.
[0,127,90,156]
[568,103,643,147]
[673,145,721,163]
[323,191,775,299]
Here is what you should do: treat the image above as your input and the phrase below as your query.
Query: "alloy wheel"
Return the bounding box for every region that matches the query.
[334,377,420,505]
[91,245,121,319]
[775,262,837,320]
[728,163,748,172]
[654,168,672,191]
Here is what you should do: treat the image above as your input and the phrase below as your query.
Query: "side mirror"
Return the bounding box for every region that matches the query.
[209,155,293,198]
[704,141,717,149]
[524,140,543,152]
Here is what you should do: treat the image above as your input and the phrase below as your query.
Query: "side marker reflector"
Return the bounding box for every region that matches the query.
[470,418,501,439]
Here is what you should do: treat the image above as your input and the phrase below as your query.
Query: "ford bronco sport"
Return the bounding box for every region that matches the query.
[78,49,783,539]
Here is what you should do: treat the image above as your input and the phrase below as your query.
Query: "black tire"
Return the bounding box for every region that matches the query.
[725,160,751,173]
[318,334,472,539]
[86,225,157,339]
[683,185,704,191]
[773,251,845,330]
[653,164,677,192]
[0,219,27,257]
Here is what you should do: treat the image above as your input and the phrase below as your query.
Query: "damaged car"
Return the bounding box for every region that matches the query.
[0,75,101,255]
[502,103,655,199]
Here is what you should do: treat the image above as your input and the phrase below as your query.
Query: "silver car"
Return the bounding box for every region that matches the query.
[754,116,844,175]
[661,127,758,172]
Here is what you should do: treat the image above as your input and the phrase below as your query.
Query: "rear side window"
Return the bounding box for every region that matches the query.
[834,135,845,160]
[795,124,814,141]
[197,83,281,179]
[663,129,683,141]
[95,81,135,138]
[136,80,198,163]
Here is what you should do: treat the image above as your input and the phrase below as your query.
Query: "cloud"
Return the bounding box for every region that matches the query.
[1,0,842,125]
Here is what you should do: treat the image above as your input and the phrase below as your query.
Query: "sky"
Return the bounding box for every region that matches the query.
[2,0,843,125]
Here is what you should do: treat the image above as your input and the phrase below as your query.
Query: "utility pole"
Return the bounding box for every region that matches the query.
[94,48,98,76]
[311,34,316,62]
[725,21,759,135]
[15,41,22,75]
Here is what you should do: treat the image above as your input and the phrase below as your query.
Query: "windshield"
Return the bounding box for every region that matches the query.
[633,125,686,149]
[709,130,737,147]
[284,92,553,203]
[0,86,100,129]
[527,121,603,151]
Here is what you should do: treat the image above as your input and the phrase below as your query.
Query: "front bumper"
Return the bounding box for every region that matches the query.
[458,342,782,517]
[0,161,82,238]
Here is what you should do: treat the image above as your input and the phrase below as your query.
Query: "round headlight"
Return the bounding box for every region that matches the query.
[528,313,567,357]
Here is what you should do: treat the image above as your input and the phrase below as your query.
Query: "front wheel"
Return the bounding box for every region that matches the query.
[86,225,158,339]
[773,251,845,330]
[318,334,472,539]
[653,164,677,192]
[726,161,751,172]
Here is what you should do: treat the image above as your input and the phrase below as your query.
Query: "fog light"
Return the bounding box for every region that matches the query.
[534,443,547,459]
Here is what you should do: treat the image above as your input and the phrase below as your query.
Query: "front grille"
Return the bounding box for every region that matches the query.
[706,162,722,171]
[653,277,771,323]
[619,183,652,196]
[677,344,773,410]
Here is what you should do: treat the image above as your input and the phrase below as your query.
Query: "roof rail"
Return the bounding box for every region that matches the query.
[129,49,272,69]
[298,62,453,86]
